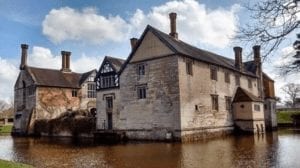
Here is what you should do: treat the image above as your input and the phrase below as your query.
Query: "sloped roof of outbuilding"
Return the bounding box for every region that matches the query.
[233,87,262,102]
[119,25,258,77]
[26,66,96,89]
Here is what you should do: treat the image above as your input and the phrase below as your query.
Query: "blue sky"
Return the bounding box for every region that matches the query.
[0,0,298,103]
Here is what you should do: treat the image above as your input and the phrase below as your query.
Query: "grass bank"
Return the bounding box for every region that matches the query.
[277,111,300,124]
[0,125,12,134]
[0,159,32,168]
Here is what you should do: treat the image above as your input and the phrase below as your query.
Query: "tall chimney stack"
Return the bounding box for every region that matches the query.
[233,46,243,71]
[130,38,138,51]
[253,45,263,99]
[169,12,178,39]
[61,51,71,72]
[20,44,28,70]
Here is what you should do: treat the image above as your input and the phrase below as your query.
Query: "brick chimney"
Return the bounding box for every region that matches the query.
[233,46,243,71]
[130,38,138,51]
[169,12,178,39]
[61,51,71,72]
[20,44,28,70]
[253,45,264,99]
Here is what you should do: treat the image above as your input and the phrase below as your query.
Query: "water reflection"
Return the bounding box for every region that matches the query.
[0,129,299,168]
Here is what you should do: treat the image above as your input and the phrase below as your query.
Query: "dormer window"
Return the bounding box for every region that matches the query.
[88,76,95,82]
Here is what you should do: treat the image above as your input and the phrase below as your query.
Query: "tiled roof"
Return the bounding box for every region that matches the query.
[27,67,95,88]
[233,87,262,102]
[148,25,257,76]
[106,56,125,72]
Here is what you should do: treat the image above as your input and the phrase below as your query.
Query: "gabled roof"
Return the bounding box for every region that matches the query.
[233,87,262,102]
[105,56,125,72]
[79,69,97,85]
[119,25,257,77]
[26,66,95,89]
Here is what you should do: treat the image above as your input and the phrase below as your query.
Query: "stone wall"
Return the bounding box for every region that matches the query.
[35,87,80,120]
[13,70,36,134]
[177,56,259,137]
[96,88,120,129]
[79,71,97,111]
[264,98,277,130]
[119,56,181,140]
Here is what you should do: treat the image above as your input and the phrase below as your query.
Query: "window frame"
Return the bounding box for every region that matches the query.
[137,86,147,99]
[186,60,193,75]
[224,71,230,83]
[211,94,219,111]
[87,83,96,98]
[225,96,232,110]
[72,89,78,97]
[137,64,145,76]
[248,78,252,88]
[210,66,218,81]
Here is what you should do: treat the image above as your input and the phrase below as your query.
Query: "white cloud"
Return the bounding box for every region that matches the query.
[28,46,101,73]
[0,57,19,103]
[42,0,240,48]
[129,0,240,48]
[42,7,129,44]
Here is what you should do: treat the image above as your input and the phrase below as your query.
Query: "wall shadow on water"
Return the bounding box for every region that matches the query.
[0,129,299,168]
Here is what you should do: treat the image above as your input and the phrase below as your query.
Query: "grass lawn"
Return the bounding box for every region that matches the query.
[277,111,300,124]
[0,159,32,168]
[0,125,13,134]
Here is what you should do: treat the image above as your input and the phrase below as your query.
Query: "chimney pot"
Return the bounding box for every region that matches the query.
[130,38,138,51]
[20,44,29,70]
[169,12,178,39]
[233,46,243,71]
[61,51,71,72]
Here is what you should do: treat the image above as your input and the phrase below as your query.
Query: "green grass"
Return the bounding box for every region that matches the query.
[277,111,300,124]
[0,159,32,168]
[0,125,13,134]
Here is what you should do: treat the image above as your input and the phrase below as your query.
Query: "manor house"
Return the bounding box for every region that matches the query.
[95,13,277,141]
[13,45,97,135]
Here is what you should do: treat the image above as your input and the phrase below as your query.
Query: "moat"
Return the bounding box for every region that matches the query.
[0,128,299,168]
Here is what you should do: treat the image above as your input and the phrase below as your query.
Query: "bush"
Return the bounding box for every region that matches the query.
[33,110,96,137]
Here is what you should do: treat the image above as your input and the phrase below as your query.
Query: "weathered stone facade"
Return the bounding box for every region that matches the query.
[13,45,97,135]
[93,13,277,141]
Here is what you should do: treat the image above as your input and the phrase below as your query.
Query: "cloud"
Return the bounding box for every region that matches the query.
[0,57,19,103]
[42,7,129,44]
[42,0,240,48]
[28,46,101,73]
[129,0,240,48]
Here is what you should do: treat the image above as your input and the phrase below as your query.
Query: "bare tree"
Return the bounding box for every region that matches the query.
[0,100,8,112]
[236,0,300,74]
[282,83,300,107]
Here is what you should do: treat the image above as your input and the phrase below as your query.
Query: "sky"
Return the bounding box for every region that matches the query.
[0,0,299,104]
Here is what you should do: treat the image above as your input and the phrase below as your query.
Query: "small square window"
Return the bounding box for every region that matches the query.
[72,90,77,97]
[210,66,218,80]
[137,87,147,99]
[254,104,260,111]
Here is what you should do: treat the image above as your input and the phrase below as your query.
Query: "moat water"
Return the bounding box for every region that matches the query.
[0,128,299,168]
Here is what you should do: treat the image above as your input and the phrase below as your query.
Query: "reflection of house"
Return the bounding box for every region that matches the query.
[13,45,97,135]
[95,13,277,141]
